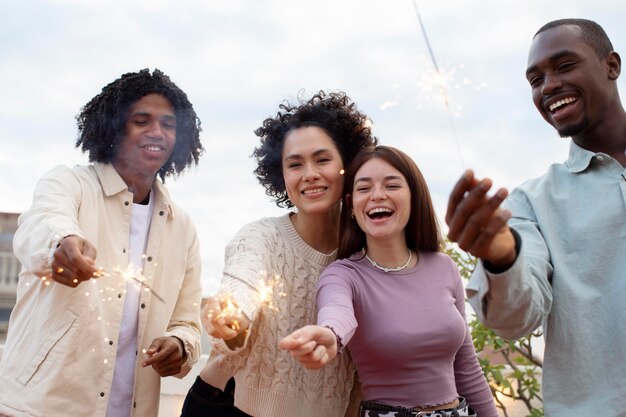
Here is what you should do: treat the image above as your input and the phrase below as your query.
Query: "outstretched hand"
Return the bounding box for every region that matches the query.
[50,235,99,287]
[446,170,517,270]
[142,336,185,377]
[201,294,250,340]
[278,325,338,370]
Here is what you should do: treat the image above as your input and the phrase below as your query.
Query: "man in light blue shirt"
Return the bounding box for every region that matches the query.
[446,18,626,417]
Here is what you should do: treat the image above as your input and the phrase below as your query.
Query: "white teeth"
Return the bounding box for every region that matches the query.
[549,97,577,112]
[145,145,162,151]
[368,207,392,216]
[303,187,325,195]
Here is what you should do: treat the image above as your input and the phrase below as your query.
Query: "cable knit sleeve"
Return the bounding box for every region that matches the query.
[209,218,276,354]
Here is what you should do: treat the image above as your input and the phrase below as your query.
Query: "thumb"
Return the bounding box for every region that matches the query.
[278,333,298,351]
[81,240,98,261]
[146,337,166,355]
[278,327,312,350]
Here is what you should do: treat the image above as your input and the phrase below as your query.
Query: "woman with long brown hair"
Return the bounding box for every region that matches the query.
[280,146,497,417]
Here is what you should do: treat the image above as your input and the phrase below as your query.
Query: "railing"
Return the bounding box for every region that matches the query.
[0,252,19,293]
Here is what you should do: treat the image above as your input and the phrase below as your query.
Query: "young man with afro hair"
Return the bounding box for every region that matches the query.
[0,69,204,417]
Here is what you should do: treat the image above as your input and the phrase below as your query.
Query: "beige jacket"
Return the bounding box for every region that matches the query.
[0,163,202,417]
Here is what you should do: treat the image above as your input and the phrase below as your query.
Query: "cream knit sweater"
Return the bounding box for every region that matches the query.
[200,214,356,417]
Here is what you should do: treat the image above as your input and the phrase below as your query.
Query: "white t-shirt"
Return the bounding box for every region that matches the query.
[106,192,153,417]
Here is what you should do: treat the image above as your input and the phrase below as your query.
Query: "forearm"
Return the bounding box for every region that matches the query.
[164,232,203,374]
[468,249,552,340]
[316,277,358,349]
[14,166,84,275]
[454,332,499,417]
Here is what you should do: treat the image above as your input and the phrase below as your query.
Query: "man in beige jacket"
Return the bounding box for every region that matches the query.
[0,69,204,417]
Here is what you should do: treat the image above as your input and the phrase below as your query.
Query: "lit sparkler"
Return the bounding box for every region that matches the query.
[206,273,286,331]
[41,244,165,302]
[95,265,165,303]
[412,0,467,167]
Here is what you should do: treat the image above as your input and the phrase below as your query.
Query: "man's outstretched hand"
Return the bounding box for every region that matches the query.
[446,170,517,270]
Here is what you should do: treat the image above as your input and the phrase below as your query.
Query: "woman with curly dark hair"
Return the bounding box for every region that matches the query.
[181,91,377,417]
[0,69,204,417]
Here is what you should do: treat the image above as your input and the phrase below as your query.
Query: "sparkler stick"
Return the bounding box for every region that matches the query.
[412,0,466,168]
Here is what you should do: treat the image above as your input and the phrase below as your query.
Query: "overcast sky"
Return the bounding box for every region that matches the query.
[2,0,625,294]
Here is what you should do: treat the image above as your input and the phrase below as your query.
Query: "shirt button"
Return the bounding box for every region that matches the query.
[100,392,105,397]
[159,210,165,216]
[596,155,605,161]
[124,201,130,206]
[109,340,114,346]
[141,303,146,309]
[147,256,153,262]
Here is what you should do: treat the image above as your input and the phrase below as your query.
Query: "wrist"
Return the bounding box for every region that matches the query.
[171,335,188,361]
[484,227,521,273]
[324,325,343,353]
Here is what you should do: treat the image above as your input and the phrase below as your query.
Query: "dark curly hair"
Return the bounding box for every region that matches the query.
[75,68,203,180]
[252,90,378,208]
[535,18,614,59]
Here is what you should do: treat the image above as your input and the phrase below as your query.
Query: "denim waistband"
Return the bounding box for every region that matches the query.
[359,397,475,417]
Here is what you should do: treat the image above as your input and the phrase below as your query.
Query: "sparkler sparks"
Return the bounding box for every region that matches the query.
[95,265,166,303]
[206,273,286,331]
[40,262,165,303]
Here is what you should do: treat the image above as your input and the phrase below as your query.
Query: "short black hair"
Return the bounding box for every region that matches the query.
[252,90,378,208]
[535,18,614,59]
[76,68,203,180]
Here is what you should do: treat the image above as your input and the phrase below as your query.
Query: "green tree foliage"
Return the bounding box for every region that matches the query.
[444,241,544,417]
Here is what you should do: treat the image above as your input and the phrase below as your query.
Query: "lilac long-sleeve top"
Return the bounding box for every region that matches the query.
[317,251,497,417]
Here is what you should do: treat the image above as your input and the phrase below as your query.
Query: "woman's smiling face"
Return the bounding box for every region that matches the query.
[281,126,345,215]
[350,157,411,243]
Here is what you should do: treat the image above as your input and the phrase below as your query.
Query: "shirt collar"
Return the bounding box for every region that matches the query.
[94,162,174,219]
[94,162,128,196]
[565,141,599,173]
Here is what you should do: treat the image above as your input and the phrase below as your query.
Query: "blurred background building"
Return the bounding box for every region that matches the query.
[0,212,19,344]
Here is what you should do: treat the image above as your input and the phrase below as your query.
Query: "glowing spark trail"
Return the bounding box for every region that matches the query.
[94,265,165,303]
[412,0,466,167]
[207,273,285,331]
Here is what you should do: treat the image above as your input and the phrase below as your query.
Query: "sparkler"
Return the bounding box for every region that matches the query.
[412,0,467,167]
[40,263,165,302]
[41,235,164,301]
[206,273,286,331]
[95,265,165,303]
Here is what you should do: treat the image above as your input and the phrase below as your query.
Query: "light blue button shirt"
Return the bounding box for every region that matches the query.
[467,141,626,417]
